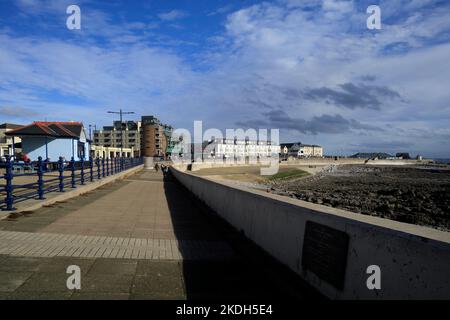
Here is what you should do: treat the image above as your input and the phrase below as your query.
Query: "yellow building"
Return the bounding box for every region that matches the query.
[281,142,323,158]
[299,144,323,157]
[91,145,135,159]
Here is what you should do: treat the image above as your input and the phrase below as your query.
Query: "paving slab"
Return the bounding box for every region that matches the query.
[88,259,137,276]
[0,170,315,300]
[0,271,33,292]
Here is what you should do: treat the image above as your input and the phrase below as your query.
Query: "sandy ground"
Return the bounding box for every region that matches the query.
[193,164,324,183]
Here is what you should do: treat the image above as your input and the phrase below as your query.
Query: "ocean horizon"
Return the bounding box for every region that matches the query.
[432,158,450,164]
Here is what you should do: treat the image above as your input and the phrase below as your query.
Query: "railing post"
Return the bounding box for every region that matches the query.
[58,156,65,192]
[80,158,85,185]
[89,157,94,182]
[101,158,105,178]
[3,155,15,211]
[121,156,124,172]
[113,157,116,174]
[70,157,76,188]
[37,156,45,200]
[96,157,101,180]
[106,158,110,176]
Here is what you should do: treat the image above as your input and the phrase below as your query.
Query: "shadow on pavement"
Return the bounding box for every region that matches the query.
[162,168,324,301]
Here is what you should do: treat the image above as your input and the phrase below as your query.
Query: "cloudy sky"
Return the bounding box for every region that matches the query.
[0,0,449,157]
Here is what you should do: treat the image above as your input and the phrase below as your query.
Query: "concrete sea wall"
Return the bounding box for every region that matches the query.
[170,167,450,299]
[175,158,429,172]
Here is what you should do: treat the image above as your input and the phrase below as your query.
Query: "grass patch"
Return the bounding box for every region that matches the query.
[267,169,310,181]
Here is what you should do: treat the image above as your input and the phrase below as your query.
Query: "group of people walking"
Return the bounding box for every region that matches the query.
[154,163,169,174]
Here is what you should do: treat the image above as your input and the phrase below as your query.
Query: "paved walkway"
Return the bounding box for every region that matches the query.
[0,170,314,300]
[0,230,233,260]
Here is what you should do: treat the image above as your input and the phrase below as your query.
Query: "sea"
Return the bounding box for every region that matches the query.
[432,158,450,164]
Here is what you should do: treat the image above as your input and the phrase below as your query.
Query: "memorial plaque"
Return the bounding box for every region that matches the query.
[301,221,349,290]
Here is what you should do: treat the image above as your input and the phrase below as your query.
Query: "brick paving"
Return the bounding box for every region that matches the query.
[0,170,311,300]
[0,230,233,260]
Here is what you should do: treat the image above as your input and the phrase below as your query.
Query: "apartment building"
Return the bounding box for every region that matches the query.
[0,123,23,158]
[141,116,173,159]
[93,120,141,157]
[93,116,173,159]
[299,144,323,157]
[203,138,280,161]
[281,142,323,158]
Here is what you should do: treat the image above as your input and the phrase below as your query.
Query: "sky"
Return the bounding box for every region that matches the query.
[0,0,450,157]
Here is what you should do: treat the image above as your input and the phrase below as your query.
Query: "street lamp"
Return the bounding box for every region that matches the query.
[107,109,135,168]
[88,124,97,142]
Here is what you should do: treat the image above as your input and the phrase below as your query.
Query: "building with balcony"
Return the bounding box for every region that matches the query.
[141,116,173,159]
[0,123,23,158]
[93,116,173,159]
[202,138,280,162]
[280,142,323,158]
[93,120,141,157]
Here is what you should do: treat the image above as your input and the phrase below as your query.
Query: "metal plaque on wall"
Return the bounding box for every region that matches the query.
[302,221,350,290]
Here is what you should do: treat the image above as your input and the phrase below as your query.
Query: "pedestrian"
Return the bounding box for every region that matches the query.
[23,153,30,163]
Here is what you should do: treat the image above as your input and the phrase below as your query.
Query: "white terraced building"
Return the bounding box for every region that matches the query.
[203,138,280,161]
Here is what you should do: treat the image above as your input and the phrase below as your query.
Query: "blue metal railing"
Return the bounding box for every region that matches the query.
[0,155,143,211]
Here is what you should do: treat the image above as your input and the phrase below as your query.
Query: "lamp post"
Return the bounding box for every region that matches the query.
[107,109,134,164]
[88,124,97,142]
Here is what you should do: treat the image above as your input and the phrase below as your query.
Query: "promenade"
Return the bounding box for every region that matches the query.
[0,169,316,300]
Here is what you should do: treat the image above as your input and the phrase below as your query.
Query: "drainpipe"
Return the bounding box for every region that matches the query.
[45,136,48,160]
[12,136,15,160]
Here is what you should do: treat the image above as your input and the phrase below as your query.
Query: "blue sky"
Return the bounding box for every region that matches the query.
[1,0,450,157]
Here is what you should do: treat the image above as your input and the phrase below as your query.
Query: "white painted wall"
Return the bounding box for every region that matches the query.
[22,136,89,161]
[171,167,450,299]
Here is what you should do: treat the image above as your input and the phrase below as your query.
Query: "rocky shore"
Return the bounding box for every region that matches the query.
[270,165,450,232]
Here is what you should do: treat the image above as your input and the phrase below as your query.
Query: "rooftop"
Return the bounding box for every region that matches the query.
[0,123,24,130]
[5,121,84,138]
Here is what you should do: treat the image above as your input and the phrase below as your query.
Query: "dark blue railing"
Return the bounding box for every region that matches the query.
[0,155,143,211]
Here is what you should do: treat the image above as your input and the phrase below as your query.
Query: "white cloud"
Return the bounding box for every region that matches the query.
[1,0,450,157]
[15,0,88,15]
[158,10,188,21]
